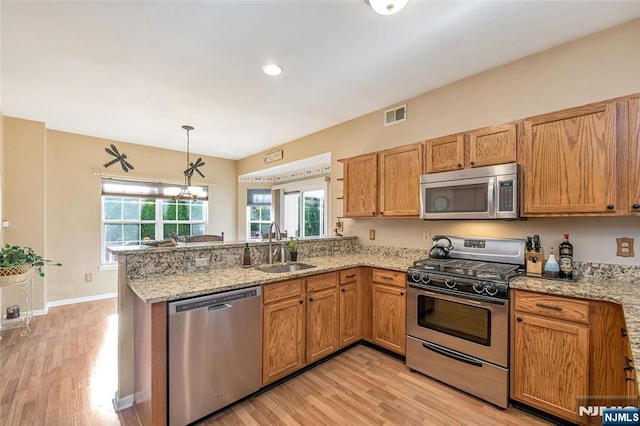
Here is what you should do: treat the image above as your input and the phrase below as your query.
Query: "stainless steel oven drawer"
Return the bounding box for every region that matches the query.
[406,335,508,408]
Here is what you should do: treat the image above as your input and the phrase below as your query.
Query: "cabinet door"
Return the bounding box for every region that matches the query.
[378,143,423,216]
[628,96,640,214]
[306,287,339,363]
[469,123,517,168]
[339,282,359,347]
[262,297,305,385]
[522,101,617,215]
[513,312,588,423]
[424,134,464,173]
[372,283,406,355]
[340,153,378,217]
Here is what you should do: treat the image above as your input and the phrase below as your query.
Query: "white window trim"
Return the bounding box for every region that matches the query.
[272,177,329,238]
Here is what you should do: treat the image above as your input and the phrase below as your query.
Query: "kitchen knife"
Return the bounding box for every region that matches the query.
[526,236,533,252]
[533,235,540,252]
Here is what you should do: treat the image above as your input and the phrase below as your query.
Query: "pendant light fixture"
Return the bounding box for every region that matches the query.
[367,0,408,15]
[171,125,205,200]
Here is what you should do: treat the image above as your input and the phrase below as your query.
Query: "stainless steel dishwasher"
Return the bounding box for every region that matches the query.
[168,286,261,426]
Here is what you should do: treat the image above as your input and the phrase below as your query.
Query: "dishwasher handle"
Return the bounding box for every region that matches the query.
[169,287,260,315]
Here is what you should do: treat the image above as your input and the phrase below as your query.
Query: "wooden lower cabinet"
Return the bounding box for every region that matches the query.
[339,282,359,347]
[306,286,339,363]
[372,283,406,355]
[512,312,589,423]
[262,296,305,385]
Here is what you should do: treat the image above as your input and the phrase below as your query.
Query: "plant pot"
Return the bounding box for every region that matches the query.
[290,251,298,262]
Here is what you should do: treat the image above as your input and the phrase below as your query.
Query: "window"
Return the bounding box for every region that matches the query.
[246,189,272,240]
[275,178,328,238]
[101,179,208,263]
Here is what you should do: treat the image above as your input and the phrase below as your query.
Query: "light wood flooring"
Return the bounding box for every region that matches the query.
[1,298,551,425]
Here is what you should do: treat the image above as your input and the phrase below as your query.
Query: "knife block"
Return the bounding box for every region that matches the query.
[525,249,544,277]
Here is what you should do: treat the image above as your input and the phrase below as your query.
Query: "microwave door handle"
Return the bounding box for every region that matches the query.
[487,176,496,219]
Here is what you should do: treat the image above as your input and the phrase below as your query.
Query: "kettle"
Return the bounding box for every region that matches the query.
[429,236,453,259]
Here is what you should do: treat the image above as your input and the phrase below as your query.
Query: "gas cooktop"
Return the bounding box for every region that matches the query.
[412,258,522,281]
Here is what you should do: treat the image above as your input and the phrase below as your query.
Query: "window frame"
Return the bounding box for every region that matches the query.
[272,177,329,239]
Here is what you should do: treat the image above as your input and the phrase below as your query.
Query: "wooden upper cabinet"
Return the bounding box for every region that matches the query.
[626,95,640,214]
[424,123,517,174]
[522,101,618,215]
[378,143,423,216]
[469,123,517,167]
[424,133,464,173]
[339,143,422,217]
[340,153,377,217]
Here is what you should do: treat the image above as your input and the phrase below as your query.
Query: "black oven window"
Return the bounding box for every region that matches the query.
[417,295,491,346]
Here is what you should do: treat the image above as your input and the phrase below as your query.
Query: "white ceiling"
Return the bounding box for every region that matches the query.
[1,1,639,160]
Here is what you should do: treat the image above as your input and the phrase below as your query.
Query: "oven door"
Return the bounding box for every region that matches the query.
[420,176,496,220]
[407,285,508,367]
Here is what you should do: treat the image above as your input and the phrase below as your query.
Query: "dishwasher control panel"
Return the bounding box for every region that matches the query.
[171,287,260,314]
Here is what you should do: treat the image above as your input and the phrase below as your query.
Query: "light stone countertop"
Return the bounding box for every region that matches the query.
[127,253,413,304]
[511,275,640,393]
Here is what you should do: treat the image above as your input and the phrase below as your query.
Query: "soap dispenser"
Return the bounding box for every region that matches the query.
[544,246,559,278]
[243,243,251,266]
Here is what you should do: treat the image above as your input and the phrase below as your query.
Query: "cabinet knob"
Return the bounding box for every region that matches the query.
[400,291,404,296]
[341,288,346,293]
[457,163,462,168]
[621,327,628,337]
[372,212,376,215]
[470,161,475,166]
[607,204,615,210]
[309,297,314,302]
[516,317,523,322]
[380,211,384,215]
[633,203,640,209]
[299,299,304,304]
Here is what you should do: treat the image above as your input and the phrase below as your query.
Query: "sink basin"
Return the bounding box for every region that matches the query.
[256,263,316,273]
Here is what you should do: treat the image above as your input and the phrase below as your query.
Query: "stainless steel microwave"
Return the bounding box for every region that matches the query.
[420,163,518,220]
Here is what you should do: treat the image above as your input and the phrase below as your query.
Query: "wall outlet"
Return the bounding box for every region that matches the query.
[84,273,92,283]
[422,231,431,243]
[369,229,376,241]
[195,257,210,267]
[616,237,634,257]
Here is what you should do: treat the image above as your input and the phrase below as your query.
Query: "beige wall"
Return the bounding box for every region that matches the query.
[236,19,640,265]
[2,119,237,307]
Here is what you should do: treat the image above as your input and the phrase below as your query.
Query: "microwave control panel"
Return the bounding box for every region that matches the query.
[498,180,514,211]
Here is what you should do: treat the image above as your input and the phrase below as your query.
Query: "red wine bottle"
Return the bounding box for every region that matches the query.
[559,233,574,279]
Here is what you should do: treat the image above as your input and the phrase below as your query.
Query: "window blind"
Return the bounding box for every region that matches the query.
[101,178,208,200]
[247,189,271,206]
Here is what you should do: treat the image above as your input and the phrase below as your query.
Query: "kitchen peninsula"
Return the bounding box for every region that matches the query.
[112,237,640,425]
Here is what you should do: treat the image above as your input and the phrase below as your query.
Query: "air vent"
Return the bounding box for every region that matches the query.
[384,104,407,126]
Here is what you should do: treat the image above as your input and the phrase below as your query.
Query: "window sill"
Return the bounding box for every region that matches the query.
[99,263,118,272]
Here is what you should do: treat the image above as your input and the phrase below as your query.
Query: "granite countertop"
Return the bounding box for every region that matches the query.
[511,275,640,392]
[128,253,413,304]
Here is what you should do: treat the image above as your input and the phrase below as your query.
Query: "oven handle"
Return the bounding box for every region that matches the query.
[421,341,483,368]
[409,284,506,306]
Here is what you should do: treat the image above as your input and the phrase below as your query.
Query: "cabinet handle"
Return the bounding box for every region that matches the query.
[345,274,356,279]
[299,299,304,304]
[621,327,628,337]
[633,203,640,209]
[535,303,563,311]
[607,204,615,210]
[470,161,476,166]
[624,366,634,372]
[626,377,636,383]
[516,317,523,322]
[626,356,634,367]
[380,276,393,280]
[309,297,314,302]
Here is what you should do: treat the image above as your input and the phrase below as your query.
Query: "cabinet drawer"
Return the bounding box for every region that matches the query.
[514,291,589,324]
[306,272,337,293]
[372,269,406,288]
[263,279,303,304]
[339,268,359,284]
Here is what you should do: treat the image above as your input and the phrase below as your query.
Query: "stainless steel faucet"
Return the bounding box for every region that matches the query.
[267,222,286,264]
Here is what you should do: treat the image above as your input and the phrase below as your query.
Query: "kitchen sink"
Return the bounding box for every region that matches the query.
[256,263,316,273]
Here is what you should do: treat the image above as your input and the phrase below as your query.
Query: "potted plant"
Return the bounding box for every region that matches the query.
[286,237,298,262]
[0,244,62,278]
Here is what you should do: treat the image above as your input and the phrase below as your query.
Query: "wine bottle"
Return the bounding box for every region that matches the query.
[559,234,574,280]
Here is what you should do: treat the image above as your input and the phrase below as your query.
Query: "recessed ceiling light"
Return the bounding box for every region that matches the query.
[367,0,408,16]
[262,63,283,77]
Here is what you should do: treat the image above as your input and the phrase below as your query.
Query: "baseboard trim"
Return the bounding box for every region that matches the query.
[47,292,118,309]
[112,391,134,412]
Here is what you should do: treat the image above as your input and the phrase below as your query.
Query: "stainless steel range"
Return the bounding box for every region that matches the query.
[406,236,525,409]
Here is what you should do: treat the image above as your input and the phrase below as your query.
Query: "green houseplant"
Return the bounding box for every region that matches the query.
[0,244,62,277]
[286,237,298,262]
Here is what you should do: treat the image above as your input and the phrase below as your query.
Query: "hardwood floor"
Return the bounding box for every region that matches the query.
[1,298,550,425]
